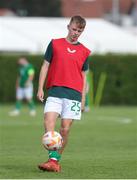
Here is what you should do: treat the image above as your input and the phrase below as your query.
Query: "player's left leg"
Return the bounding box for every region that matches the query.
[58,99,81,158]
[58,99,81,154]
[24,86,36,116]
[9,87,23,116]
[58,119,73,154]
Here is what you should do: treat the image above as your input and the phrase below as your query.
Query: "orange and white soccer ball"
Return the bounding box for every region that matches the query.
[42,131,63,150]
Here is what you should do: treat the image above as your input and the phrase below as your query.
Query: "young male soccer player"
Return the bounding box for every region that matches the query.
[37,15,91,172]
[9,57,36,116]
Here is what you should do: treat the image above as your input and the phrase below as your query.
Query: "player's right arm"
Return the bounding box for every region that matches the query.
[37,60,50,102]
[37,40,53,102]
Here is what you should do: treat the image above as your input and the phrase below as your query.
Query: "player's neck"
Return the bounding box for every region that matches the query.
[65,37,78,44]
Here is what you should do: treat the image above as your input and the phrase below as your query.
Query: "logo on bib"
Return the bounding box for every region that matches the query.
[67,47,76,53]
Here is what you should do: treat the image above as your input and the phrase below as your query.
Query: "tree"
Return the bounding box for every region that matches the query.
[0,0,62,17]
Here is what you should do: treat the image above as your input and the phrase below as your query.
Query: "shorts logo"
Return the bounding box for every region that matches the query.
[67,47,76,53]
[75,112,80,116]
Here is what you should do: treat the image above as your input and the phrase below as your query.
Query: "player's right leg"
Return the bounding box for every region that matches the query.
[38,97,62,172]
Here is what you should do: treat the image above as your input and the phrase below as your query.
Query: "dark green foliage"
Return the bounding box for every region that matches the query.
[0,54,137,105]
[0,0,62,17]
[89,54,137,105]
[0,54,43,103]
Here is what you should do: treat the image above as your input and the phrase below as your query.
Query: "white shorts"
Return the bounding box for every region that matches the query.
[44,97,81,120]
[16,85,33,100]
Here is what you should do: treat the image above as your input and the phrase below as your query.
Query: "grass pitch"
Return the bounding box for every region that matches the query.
[0,105,137,179]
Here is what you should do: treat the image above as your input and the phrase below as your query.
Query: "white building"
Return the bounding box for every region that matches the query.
[0,17,137,54]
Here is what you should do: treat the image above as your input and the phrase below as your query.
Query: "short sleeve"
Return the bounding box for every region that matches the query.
[28,68,34,75]
[82,57,89,71]
[44,40,53,63]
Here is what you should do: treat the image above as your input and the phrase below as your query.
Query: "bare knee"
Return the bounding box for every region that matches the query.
[44,112,59,132]
[60,127,70,137]
[60,120,73,137]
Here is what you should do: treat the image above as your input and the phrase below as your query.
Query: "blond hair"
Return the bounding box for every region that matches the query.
[69,15,86,29]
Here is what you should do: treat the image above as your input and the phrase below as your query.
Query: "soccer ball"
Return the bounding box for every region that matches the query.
[42,131,63,150]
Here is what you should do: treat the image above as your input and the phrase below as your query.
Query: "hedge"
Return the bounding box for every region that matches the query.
[0,54,137,105]
[89,54,137,105]
[0,55,42,103]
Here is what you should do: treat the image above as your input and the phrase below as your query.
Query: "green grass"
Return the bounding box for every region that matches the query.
[0,105,137,179]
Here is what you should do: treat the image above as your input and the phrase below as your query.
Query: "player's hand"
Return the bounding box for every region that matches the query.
[81,107,85,113]
[37,89,44,102]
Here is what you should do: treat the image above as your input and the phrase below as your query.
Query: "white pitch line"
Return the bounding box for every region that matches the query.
[96,116,132,124]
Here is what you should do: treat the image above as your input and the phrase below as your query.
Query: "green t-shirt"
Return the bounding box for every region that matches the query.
[19,64,34,87]
[48,86,82,102]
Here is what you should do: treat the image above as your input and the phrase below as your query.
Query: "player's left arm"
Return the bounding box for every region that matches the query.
[81,71,87,112]
[25,68,35,87]
[81,57,89,112]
